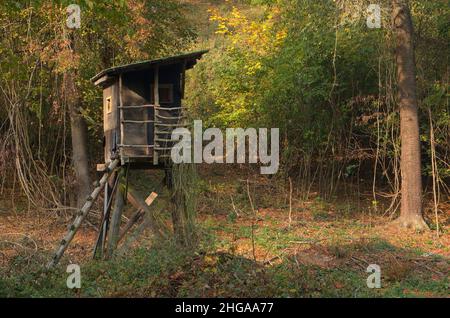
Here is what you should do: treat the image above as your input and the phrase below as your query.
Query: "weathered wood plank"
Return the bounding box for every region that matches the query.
[92,170,118,259]
[106,178,125,259]
[125,186,168,239]
[117,192,158,245]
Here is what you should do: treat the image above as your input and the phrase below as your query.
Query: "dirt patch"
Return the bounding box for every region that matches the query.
[291,246,336,268]
[0,214,97,268]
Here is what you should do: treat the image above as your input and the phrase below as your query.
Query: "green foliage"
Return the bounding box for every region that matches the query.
[187,0,449,195]
[1,0,449,300]
[188,0,383,166]
[2,228,448,297]
[0,0,197,199]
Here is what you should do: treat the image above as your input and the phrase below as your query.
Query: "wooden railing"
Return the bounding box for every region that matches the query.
[118,103,187,163]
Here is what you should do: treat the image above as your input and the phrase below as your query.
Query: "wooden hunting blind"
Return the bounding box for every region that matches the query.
[49,51,208,267]
[47,51,208,269]
[91,50,208,167]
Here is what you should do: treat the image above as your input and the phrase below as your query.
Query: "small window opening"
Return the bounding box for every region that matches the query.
[106,96,112,113]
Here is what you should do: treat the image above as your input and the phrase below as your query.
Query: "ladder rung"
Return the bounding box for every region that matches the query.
[155,146,191,150]
[155,130,190,135]
[154,147,174,151]
[155,106,182,111]
[155,123,186,127]
[119,144,154,148]
[155,138,175,142]
[155,114,186,120]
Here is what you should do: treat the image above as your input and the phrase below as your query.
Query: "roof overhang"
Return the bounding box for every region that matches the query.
[91,50,208,86]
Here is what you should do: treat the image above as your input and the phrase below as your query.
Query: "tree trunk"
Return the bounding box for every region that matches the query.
[65,34,91,208]
[166,168,187,245]
[392,0,428,230]
[69,93,91,208]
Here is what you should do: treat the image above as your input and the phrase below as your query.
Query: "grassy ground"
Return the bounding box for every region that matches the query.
[0,165,448,298]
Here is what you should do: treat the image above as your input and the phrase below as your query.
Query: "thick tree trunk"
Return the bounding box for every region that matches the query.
[392,0,428,230]
[165,168,187,245]
[69,95,91,208]
[66,34,91,208]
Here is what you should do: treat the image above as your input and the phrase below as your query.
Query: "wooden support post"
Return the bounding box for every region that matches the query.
[101,180,111,254]
[46,158,120,269]
[92,179,109,259]
[153,66,159,165]
[106,170,125,259]
[119,74,124,163]
[92,170,118,259]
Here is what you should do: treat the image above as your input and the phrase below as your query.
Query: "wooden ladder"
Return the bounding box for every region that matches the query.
[46,158,120,269]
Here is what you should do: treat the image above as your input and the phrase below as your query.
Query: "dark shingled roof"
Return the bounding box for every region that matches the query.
[91,50,208,83]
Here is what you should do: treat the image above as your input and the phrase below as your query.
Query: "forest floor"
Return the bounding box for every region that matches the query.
[0,165,449,297]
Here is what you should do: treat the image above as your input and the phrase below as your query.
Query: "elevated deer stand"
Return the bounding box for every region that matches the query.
[47,51,207,269]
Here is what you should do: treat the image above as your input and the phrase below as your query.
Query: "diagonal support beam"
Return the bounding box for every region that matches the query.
[106,170,126,259]
[117,192,158,245]
[125,186,168,239]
